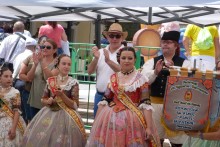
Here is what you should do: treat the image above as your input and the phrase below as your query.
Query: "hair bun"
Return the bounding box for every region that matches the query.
[0,62,13,72]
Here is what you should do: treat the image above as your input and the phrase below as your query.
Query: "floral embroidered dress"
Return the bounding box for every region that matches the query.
[21,76,86,147]
[86,70,159,147]
[0,87,26,147]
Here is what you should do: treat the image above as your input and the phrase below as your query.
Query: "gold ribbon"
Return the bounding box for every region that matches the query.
[117,87,148,129]
[55,96,87,139]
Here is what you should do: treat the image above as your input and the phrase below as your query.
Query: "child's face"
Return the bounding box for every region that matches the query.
[58,56,71,76]
[0,70,13,88]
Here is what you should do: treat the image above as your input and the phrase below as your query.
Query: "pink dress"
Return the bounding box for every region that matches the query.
[86,71,160,147]
[39,24,64,48]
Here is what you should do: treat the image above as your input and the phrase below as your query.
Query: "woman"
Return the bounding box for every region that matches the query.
[21,55,86,147]
[19,36,48,122]
[25,38,58,119]
[86,47,160,147]
[0,65,26,146]
[38,21,68,55]
[183,61,220,147]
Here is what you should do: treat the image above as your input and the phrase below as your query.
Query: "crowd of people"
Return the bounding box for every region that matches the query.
[0,20,220,147]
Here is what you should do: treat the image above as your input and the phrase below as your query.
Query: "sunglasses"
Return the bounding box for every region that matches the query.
[108,34,122,39]
[40,45,52,50]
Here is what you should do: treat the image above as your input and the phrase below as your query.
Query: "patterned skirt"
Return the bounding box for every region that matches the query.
[0,114,26,147]
[21,106,86,147]
[86,106,151,147]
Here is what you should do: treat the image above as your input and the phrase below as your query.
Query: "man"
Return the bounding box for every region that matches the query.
[13,37,37,79]
[13,37,37,123]
[88,23,127,117]
[142,31,190,147]
[0,21,27,64]
[183,24,220,70]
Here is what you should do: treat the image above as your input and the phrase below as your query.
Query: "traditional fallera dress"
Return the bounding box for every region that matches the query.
[0,87,26,147]
[21,76,86,147]
[86,71,160,147]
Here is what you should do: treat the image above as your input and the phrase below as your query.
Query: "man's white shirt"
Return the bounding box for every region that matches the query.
[13,49,33,79]
[0,32,27,63]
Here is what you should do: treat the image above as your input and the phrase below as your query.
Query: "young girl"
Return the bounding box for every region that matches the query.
[0,65,26,146]
[21,55,86,147]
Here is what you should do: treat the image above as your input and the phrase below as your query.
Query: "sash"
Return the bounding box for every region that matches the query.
[47,77,86,139]
[0,95,24,134]
[110,74,158,147]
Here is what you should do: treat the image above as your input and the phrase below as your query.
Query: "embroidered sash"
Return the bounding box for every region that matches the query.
[47,77,86,139]
[110,74,158,147]
[0,95,24,134]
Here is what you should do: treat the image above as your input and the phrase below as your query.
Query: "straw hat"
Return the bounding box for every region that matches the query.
[103,23,128,40]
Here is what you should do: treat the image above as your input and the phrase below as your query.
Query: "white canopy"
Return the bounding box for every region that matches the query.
[1,0,220,26]
[1,0,219,7]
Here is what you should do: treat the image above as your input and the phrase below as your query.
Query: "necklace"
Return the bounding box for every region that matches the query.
[121,68,135,75]
[0,86,11,93]
[57,74,68,82]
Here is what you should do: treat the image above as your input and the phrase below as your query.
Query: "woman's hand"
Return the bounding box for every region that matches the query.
[33,52,40,65]
[47,97,55,105]
[54,89,64,97]
[33,51,43,65]
[37,50,44,60]
[145,127,153,140]
[8,128,16,140]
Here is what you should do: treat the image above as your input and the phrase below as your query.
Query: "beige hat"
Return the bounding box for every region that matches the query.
[103,23,128,40]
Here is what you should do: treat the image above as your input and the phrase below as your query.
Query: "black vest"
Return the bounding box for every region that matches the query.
[150,55,184,97]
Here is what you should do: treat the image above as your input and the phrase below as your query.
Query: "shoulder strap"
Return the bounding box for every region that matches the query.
[15,32,26,40]
[8,33,26,62]
[8,36,21,61]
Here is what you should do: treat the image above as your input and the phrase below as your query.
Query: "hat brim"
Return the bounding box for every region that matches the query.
[103,31,128,40]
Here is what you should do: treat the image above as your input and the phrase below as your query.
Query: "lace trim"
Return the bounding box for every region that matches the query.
[63,77,79,91]
[98,100,108,106]
[4,87,19,99]
[124,73,148,92]
[138,103,154,111]
[47,77,79,91]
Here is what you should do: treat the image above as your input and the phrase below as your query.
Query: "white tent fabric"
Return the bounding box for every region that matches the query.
[1,1,220,26]
[1,0,220,7]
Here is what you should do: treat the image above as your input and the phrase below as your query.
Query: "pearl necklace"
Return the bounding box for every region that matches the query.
[57,75,68,82]
[121,68,135,75]
[0,86,11,92]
